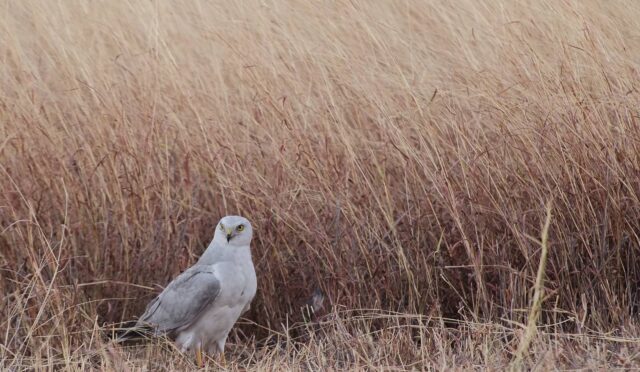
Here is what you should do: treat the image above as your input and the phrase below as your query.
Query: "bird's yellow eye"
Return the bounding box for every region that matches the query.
[220,224,225,231]
[236,224,245,232]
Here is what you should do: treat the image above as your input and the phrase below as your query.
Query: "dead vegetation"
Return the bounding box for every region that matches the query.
[2,0,640,370]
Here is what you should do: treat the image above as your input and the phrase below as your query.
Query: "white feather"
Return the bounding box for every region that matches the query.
[138,215,257,355]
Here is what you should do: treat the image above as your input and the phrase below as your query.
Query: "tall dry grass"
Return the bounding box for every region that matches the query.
[2,0,640,369]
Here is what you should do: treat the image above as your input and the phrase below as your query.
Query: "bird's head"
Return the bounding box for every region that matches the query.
[215,215,253,247]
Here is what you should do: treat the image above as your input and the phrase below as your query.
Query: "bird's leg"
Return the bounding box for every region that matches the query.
[195,346,204,368]
[219,352,226,367]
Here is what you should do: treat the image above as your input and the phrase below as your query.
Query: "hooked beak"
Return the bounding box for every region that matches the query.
[225,228,233,242]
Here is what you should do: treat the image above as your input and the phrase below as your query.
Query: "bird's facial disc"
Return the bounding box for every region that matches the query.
[219,219,249,244]
[217,215,252,246]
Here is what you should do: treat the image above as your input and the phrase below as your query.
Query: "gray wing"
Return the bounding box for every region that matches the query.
[138,265,221,334]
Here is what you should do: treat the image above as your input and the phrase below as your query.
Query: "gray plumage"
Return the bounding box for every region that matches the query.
[139,266,221,334]
[134,215,257,356]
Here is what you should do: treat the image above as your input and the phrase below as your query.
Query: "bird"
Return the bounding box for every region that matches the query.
[122,215,257,367]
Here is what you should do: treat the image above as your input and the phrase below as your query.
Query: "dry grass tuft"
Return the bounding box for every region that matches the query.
[2,0,640,370]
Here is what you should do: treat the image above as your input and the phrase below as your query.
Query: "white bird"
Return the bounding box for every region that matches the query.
[135,215,257,366]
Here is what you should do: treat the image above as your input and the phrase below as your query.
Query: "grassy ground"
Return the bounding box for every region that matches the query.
[2,0,640,370]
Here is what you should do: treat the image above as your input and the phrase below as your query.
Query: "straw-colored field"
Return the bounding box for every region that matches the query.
[2,0,640,370]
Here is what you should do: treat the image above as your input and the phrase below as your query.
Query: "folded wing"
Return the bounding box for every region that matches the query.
[138,266,221,334]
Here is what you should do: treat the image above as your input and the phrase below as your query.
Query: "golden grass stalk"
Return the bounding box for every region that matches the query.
[510,201,553,370]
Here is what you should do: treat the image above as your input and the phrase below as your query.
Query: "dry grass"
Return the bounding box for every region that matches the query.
[2,0,640,370]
